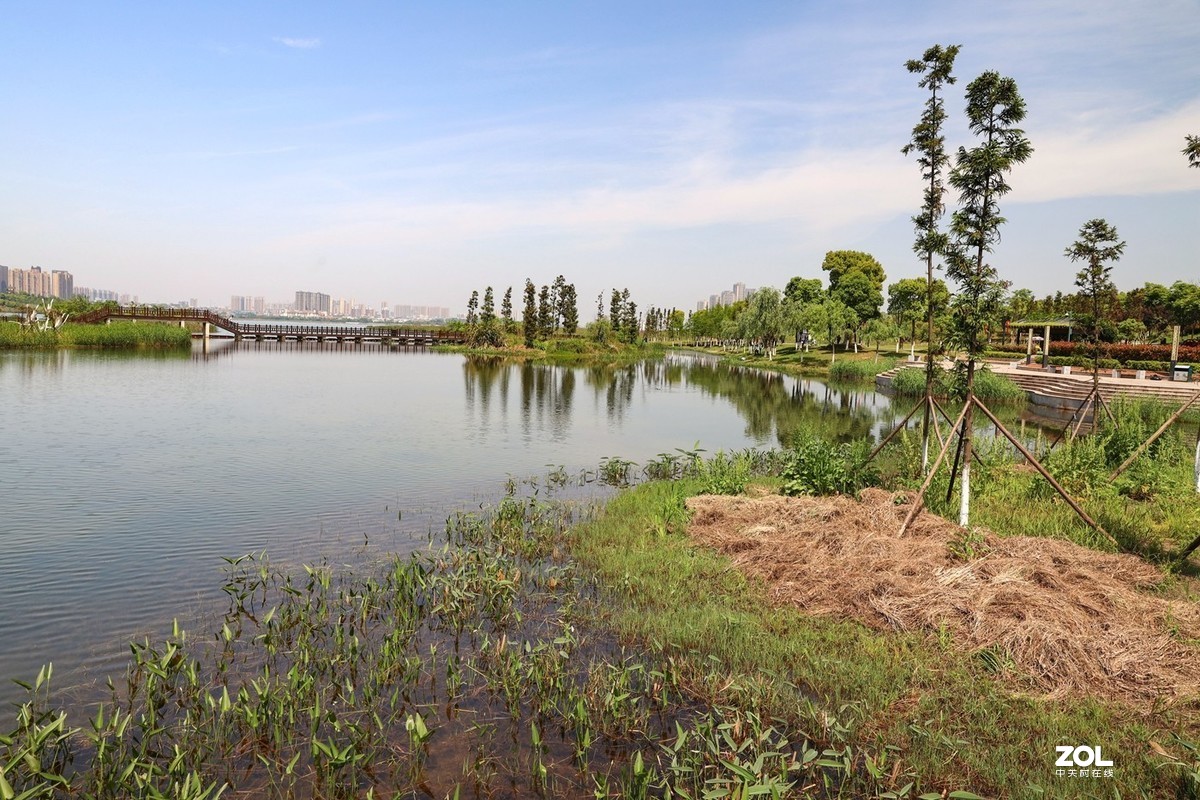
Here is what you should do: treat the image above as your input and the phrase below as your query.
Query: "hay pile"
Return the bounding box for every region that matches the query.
[685,489,1200,707]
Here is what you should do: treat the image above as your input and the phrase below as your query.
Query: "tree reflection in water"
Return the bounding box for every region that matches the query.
[462,353,904,450]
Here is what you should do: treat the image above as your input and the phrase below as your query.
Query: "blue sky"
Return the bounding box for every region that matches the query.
[2,0,1198,313]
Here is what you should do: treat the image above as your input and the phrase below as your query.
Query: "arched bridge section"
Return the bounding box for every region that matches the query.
[72,306,467,345]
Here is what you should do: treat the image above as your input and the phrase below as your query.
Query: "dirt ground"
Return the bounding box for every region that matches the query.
[685,489,1200,708]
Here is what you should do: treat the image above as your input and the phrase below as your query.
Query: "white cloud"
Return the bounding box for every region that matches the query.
[274,37,321,49]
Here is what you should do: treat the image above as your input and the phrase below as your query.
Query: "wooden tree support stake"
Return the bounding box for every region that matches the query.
[1108,385,1200,480]
[868,397,924,461]
[898,401,970,537]
[972,397,1119,549]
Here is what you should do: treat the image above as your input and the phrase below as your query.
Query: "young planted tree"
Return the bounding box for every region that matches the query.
[561,284,579,335]
[1066,218,1125,429]
[902,43,959,470]
[480,286,496,325]
[551,275,567,331]
[522,279,537,347]
[945,70,1033,525]
[500,286,514,331]
[537,285,553,339]
[466,290,480,326]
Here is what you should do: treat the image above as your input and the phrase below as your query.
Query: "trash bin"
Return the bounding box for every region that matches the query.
[1173,364,1193,382]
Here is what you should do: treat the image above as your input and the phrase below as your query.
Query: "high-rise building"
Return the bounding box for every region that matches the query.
[295,291,331,314]
[733,282,746,302]
[697,300,708,312]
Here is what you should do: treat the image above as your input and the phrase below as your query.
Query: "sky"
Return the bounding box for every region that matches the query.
[2,0,1198,313]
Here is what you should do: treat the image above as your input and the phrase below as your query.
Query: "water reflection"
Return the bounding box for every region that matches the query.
[459,352,902,450]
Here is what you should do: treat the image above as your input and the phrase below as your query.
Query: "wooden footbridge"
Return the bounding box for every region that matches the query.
[73,306,467,345]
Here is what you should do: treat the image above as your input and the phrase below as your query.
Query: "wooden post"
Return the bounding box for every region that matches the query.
[972,398,1118,548]
[1109,386,1200,479]
[898,402,970,536]
[868,398,924,461]
[1171,325,1181,370]
[1026,326,1033,364]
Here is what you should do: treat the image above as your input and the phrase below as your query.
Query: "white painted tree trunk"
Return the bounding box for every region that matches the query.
[1194,436,1199,493]
[959,461,971,527]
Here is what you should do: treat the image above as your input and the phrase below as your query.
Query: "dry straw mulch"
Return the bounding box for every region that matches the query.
[685,489,1200,708]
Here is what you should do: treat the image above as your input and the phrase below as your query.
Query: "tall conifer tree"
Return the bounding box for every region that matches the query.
[946,70,1033,525]
[902,44,959,469]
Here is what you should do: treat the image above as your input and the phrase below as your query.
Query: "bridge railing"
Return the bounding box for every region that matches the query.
[71,306,467,343]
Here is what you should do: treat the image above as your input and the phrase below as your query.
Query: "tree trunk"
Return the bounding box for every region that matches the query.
[959,361,976,527]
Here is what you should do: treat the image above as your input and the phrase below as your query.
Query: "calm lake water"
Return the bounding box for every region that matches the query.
[0,342,905,708]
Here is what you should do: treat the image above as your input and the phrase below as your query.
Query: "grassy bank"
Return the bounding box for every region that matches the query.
[570,478,1200,798]
[0,321,193,349]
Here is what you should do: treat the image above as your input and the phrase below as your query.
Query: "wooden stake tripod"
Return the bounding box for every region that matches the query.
[892,392,1119,547]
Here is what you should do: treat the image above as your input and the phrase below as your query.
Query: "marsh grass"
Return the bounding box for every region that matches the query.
[6,445,1198,798]
[0,321,192,349]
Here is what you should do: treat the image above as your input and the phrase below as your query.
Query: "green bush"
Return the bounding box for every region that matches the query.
[780,434,878,496]
[695,450,752,495]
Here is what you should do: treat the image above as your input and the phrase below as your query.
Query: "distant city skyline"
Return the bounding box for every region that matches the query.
[2,2,1197,312]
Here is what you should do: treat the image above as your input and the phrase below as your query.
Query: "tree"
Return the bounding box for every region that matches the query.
[945,69,1033,526]
[821,251,885,292]
[501,287,514,331]
[480,286,496,325]
[887,278,927,345]
[1185,134,1200,168]
[537,285,553,338]
[1170,280,1200,333]
[738,288,787,359]
[522,279,537,347]
[832,269,884,330]
[551,275,567,331]
[784,276,823,306]
[466,290,479,325]
[561,283,579,335]
[610,289,623,333]
[1066,218,1125,397]
[861,316,900,355]
[902,44,960,428]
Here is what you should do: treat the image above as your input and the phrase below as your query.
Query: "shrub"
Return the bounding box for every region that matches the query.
[781,434,878,496]
[695,450,752,495]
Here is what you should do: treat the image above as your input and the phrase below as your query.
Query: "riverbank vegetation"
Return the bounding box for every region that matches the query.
[5,418,1200,797]
[0,320,192,349]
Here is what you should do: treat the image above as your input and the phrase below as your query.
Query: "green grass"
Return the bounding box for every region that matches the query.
[567,477,1200,798]
[890,364,1027,402]
[0,321,192,349]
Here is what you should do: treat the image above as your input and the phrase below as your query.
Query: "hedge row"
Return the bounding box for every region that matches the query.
[989,341,1200,364]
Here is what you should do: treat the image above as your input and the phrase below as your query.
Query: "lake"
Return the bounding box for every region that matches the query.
[0,342,907,708]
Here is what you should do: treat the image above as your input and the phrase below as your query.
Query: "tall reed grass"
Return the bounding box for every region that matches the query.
[0,321,192,349]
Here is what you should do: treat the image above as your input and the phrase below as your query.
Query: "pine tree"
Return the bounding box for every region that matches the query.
[561,283,579,335]
[501,286,514,330]
[903,44,959,469]
[610,289,623,333]
[537,285,553,338]
[466,290,479,325]
[946,70,1033,526]
[480,286,495,325]
[1067,219,1125,397]
[522,279,537,347]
